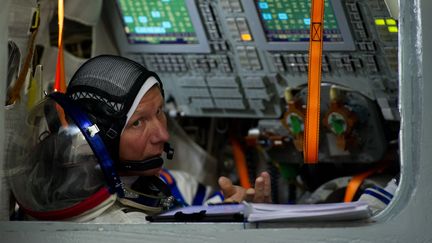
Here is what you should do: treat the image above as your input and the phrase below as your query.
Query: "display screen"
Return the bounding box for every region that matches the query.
[116,0,199,44]
[255,0,343,42]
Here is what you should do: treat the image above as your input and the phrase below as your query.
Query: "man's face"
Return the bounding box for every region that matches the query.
[119,85,169,176]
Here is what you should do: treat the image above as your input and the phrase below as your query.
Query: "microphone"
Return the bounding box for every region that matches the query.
[164,142,174,160]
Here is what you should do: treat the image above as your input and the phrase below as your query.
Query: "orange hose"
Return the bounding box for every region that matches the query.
[230,138,252,189]
[344,163,389,202]
[343,170,375,202]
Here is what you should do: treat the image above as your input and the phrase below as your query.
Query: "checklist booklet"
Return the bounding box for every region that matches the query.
[244,200,371,222]
[147,201,371,222]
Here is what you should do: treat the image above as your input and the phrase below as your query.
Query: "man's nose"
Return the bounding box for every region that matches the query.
[150,119,169,143]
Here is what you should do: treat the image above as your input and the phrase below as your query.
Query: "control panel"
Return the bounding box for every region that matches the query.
[104,0,398,120]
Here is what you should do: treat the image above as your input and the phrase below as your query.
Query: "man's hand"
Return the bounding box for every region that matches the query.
[218,171,272,203]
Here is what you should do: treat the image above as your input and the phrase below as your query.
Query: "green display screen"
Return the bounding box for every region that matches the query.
[116,0,199,44]
[255,0,343,42]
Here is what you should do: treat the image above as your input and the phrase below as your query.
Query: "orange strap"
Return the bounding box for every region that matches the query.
[304,0,325,163]
[54,0,66,93]
[230,138,252,189]
[159,170,174,185]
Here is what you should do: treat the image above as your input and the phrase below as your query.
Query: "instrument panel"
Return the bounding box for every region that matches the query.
[105,0,398,121]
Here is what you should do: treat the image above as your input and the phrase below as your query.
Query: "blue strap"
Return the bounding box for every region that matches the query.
[49,93,124,197]
[363,188,391,205]
[371,185,394,199]
[192,183,207,206]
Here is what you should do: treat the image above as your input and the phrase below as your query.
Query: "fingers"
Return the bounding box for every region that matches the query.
[218,176,235,196]
[251,171,272,203]
[219,172,272,203]
[224,186,246,202]
[218,176,245,202]
[253,176,265,202]
[261,171,272,203]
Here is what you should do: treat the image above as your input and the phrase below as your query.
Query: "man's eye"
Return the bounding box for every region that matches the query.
[132,120,141,127]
